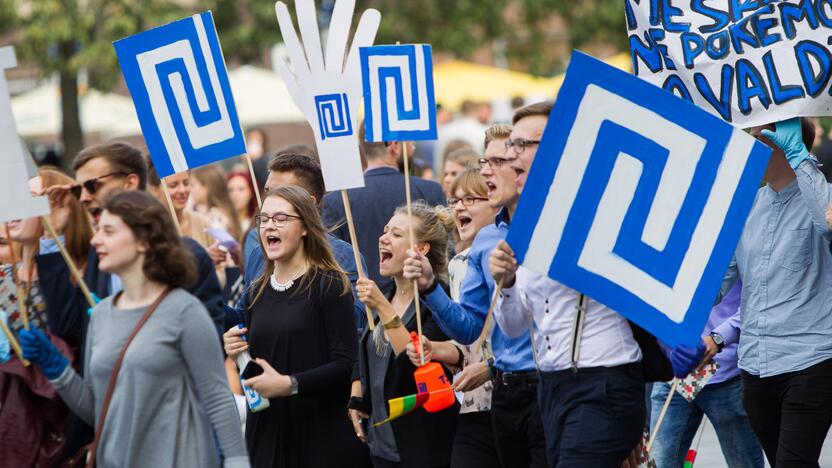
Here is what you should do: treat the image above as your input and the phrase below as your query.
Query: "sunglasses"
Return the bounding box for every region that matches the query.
[70,172,129,199]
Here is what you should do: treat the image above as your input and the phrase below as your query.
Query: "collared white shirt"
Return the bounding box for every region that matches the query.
[495,266,641,372]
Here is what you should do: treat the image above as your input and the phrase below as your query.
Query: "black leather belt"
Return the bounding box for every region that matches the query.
[494,369,539,386]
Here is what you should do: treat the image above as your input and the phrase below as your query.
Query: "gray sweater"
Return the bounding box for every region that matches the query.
[52,288,249,468]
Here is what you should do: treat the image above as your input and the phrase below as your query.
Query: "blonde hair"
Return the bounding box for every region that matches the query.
[484,123,512,148]
[393,202,455,283]
[250,186,349,307]
[449,167,488,198]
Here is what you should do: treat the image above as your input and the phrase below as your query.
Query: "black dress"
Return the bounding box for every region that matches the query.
[244,270,370,468]
[357,286,459,468]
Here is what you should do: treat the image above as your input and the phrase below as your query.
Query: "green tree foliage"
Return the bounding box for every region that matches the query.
[208,0,625,77]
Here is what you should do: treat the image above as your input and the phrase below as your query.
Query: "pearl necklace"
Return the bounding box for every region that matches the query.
[269,273,295,292]
[269,264,306,292]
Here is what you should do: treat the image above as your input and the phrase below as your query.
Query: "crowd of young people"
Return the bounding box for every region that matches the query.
[1,101,829,468]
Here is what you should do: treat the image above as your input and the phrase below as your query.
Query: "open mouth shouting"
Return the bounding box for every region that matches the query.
[379,247,393,268]
[456,214,472,231]
[266,234,282,248]
[485,180,497,198]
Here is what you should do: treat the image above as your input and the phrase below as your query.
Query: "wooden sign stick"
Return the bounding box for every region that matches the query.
[244,154,263,208]
[474,281,503,355]
[341,190,376,331]
[41,217,96,308]
[0,316,28,366]
[161,179,183,236]
[4,223,28,329]
[646,377,680,453]
[401,142,426,366]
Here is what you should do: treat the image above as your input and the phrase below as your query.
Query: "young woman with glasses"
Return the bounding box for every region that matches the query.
[222,186,369,467]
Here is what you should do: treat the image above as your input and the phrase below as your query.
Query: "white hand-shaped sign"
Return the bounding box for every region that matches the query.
[274,0,380,191]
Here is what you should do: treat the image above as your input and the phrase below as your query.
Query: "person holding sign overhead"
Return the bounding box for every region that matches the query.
[350,202,458,468]
[486,100,662,466]
[403,117,547,468]
[698,119,832,468]
[20,190,249,468]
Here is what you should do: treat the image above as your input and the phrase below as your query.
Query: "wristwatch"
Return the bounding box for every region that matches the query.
[289,375,299,396]
[709,332,725,351]
[383,315,403,330]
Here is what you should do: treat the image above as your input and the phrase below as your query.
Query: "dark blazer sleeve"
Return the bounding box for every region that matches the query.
[322,192,349,242]
[182,237,225,338]
[35,252,90,347]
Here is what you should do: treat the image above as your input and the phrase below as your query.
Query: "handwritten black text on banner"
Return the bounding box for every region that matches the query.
[627,0,832,126]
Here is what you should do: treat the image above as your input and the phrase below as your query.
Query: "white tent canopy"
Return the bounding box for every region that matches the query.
[10,65,305,139]
[227,65,304,126]
[11,84,142,138]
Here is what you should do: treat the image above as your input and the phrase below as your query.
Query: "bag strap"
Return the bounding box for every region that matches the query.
[86,288,172,468]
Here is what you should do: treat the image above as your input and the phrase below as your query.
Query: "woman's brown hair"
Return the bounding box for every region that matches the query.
[102,190,197,289]
[250,186,349,306]
[191,166,243,241]
[39,167,93,268]
[449,167,488,199]
[393,202,455,284]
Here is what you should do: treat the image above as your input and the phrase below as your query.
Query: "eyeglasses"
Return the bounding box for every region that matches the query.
[448,195,488,207]
[505,138,541,154]
[70,172,129,199]
[255,212,303,228]
[477,156,518,169]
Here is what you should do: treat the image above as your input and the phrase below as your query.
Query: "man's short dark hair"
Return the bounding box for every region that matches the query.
[73,142,148,190]
[268,153,326,205]
[512,100,554,125]
[275,144,319,164]
[358,121,388,163]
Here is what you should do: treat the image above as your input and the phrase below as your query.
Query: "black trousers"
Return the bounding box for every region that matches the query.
[537,363,645,468]
[451,411,501,468]
[489,377,548,468]
[742,358,832,468]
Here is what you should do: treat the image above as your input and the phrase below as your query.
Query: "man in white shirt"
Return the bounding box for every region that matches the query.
[489,138,648,467]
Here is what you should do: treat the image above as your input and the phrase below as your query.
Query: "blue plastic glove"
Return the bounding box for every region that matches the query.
[86,292,102,316]
[761,118,810,169]
[19,327,68,380]
[669,341,706,378]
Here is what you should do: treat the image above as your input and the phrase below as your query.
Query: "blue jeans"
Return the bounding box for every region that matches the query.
[650,376,763,468]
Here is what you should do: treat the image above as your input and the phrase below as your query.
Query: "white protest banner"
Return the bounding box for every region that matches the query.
[627,0,832,126]
[273,0,380,191]
[0,47,50,223]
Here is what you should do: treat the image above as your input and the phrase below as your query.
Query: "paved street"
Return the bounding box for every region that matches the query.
[685,419,832,467]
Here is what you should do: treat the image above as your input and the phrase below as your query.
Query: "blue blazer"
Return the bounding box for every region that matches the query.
[321,166,445,293]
